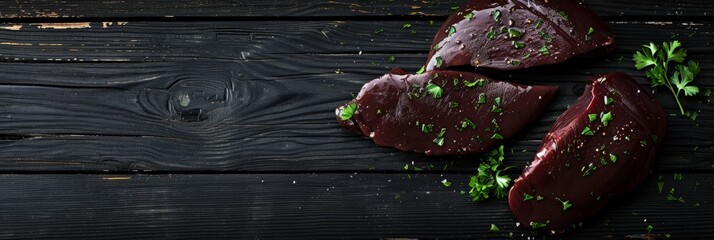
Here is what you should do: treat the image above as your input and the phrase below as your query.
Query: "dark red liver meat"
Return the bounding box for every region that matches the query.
[508,72,666,232]
[425,0,614,71]
[336,68,558,156]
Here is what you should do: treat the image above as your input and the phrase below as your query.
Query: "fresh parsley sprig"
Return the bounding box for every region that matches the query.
[633,40,700,116]
[468,145,512,202]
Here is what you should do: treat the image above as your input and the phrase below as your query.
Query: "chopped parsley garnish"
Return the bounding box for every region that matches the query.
[604,95,615,105]
[494,97,502,106]
[464,12,474,20]
[374,28,384,35]
[448,26,457,36]
[667,188,685,203]
[491,105,502,113]
[458,118,477,131]
[403,163,409,170]
[402,23,412,29]
[581,126,594,136]
[536,195,544,201]
[530,221,548,229]
[513,41,525,49]
[468,145,511,201]
[464,78,485,87]
[674,173,684,181]
[558,10,569,20]
[434,128,447,146]
[508,28,522,39]
[601,111,613,126]
[509,60,521,66]
[523,193,534,201]
[609,153,617,163]
[420,123,434,133]
[441,179,452,187]
[557,198,572,210]
[476,93,487,105]
[486,28,497,40]
[534,19,543,28]
[646,225,654,233]
[435,56,444,68]
[491,10,501,22]
[633,40,700,116]
[416,65,426,74]
[539,45,549,55]
[448,101,459,109]
[426,82,444,98]
[588,113,598,122]
[490,133,503,139]
[538,30,552,42]
[490,224,500,232]
[388,55,396,62]
[340,102,357,120]
[585,27,594,40]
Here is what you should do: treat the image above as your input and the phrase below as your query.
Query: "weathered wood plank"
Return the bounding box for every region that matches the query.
[0,21,710,62]
[0,57,711,172]
[0,0,711,18]
[0,173,709,239]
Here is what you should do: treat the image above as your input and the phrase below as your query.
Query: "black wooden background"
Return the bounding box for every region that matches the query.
[0,0,712,239]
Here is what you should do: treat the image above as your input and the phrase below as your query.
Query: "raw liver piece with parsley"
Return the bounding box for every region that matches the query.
[508,72,666,232]
[336,68,557,156]
[425,0,614,71]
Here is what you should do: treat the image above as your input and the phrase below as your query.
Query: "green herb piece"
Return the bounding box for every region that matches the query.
[402,23,412,29]
[448,101,459,109]
[509,60,521,66]
[494,97,502,106]
[486,28,497,40]
[490,224,500,232]
[604,95,615,105]
[609,153,617,163]
[500,26,508,34]
[435,56,443,68]
[523,193,534,201]
[458,118,477,131]
[464,78,485,87]
[416,65,426,74]
[534,19,543,28]
[508,28,522,39]
[513,41,525,49]
[448,26,457,36]
[434,128,447,146]
[478,93,487,104]
[538,30,552,42]
[468,145,511,202]
[464,12,475,20]
[420,123,434,133]
[426,82,443,98]
[403,163,409,170]
[581,127,594,136]
[557,198,572,210]
[442,179,452,187]
[536,195,544,201]
[530,221,547,229]
[585,27,594,40]
[388,55,396,62]
[558,10,568,20]
[374,28,384,35]
[490,133,503,140]
[705,88,711,97]
[673,173,684,181]
[601,111,613,126]
[588,113,598,122]
[633,40,700,116]
[340,102,357,120]
[491,10,501,22]
[539,45,549,55]
[491,105,502,113]
[647,225,654,233]
[685,110,698,120]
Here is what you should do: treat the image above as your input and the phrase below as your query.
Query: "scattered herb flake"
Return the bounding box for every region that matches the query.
[558,10,569,20]
[442,179,452,187]
[427,82,443,98]
[403,163,409,170]
[340,102,357,121]
[647,225,654,233]
[673,173,684,181]
[508,28,522,39]
[448,26,457,36]
[478,93,487,104]
[402,23,412,29]
[491,10,501,22]
[523,193,534,201]
[588,113,598,122]
[388,55,396,62]
[539,45,549,55]
[464,12,475,20]
[530,221,547,229]
[604,95,615,105]
[633,40,700,116]
[557,198,572,210]
[510,60,521,66]
[434,128,447,146]
[538,31,552,42]
[609,153,617,163]
[581,126,594,136]
[601,111,613,126]
[536,195,544,201]
[486,28,497,40]
[513,41,525,49]
[534,19,543,28]
[435,56,443,68]
[490,224,500,232]
[374,28,384,35]
[416,65,426,74]
[491,133,503,139]
[464,78,485,87]
[586,27,594,40]
[468,145,510,201]
[421,123,434,133]
[448,101,459,109]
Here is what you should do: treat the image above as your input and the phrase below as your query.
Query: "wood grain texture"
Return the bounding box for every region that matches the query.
[0,0,711,18]
[0,173,710,239]
[0,20,712,171]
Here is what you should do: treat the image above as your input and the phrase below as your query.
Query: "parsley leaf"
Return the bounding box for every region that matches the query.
[581,126,594,136]
[491,10,501,22]
[468,145,511,202]
[464,78,485,87]
[416,65,426,74]
[448,26,457,36]
[435,56,443,68]
[633,40,700,116]
[464,12,474,20]
[340,102,357,120]
[426,82,443,98]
